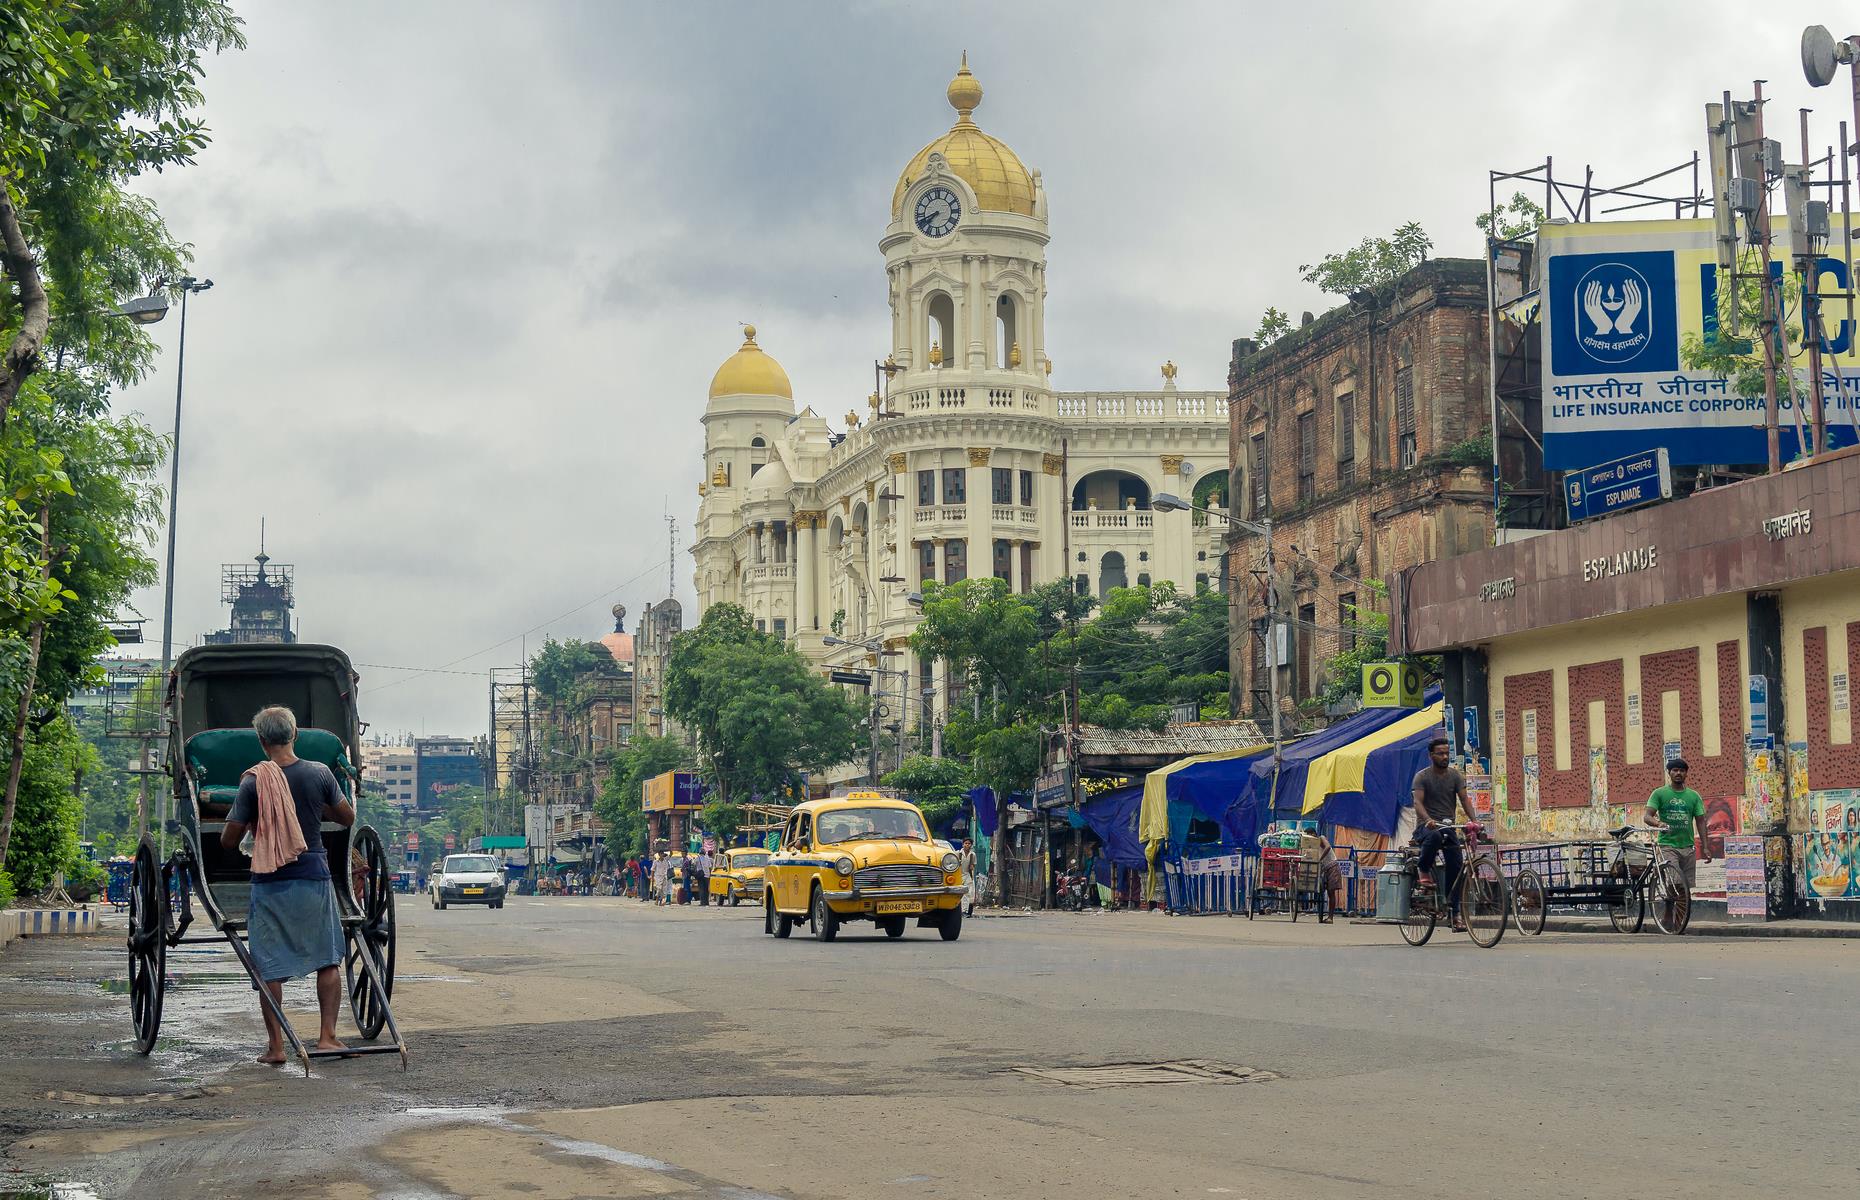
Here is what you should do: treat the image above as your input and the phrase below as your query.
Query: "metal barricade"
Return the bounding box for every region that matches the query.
[1166,853,1257,914]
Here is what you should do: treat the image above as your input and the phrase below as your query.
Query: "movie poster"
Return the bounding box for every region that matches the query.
[1803,789,1860,901]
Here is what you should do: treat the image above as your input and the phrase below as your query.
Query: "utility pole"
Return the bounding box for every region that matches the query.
[1752,80,1785,473]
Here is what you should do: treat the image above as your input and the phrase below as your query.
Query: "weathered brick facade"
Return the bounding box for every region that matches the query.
[1226,259,1494,719]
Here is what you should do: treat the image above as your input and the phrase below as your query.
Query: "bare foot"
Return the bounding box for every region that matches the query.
[313,1036,349,1054]
[257,1050,286,1066]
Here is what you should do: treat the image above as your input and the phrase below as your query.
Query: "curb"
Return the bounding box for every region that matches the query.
[1,908,102,953]
[1535,916,1860,940]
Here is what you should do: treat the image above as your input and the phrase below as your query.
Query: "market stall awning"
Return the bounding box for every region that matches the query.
[1139,744,1273,846]
[1299,702,1445,835]
[1229,689,1441,846]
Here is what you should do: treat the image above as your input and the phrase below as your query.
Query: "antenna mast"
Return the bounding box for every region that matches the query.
[666,512,678,602]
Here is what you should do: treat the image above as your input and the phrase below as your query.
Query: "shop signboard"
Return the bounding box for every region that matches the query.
[1563,447,1672,522]
[643,770,705,812]
[1540,218,1860,468]
[1034,769,1071,809]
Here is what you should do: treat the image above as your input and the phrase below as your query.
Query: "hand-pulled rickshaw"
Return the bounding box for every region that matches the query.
[125,644,404,1074]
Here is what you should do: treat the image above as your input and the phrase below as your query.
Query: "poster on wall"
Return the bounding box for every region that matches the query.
[1788,742,1812,833]
[1744,738,1785,833]
[1522,754,1541,815]
[1803,789,1860,901]
[1464,774,1493,825]
[1588,746,1608,805]
[1722,834,1767,919]
[1539,218,1860,468]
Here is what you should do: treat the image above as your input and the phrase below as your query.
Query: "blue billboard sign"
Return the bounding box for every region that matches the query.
[1563,447,1672,522]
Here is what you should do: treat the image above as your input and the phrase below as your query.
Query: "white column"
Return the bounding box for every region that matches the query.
[796,516,817,633]
[966,449,991,585]
[1008,538,1023,593]
[1041,455,1066,586]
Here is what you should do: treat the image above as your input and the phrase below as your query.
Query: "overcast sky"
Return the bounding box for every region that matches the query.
[110,0,1843,737]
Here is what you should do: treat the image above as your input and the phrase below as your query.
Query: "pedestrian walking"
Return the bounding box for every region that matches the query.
[1645,758,1710,888]
[959,840,977,916]
[217,705,354,1066]
[679,854,695,905]
[695,849,712,906]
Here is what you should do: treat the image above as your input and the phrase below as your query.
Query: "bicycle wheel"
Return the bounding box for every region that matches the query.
[1607,879,1646,933]
[1512,867,1547,936]
[1398,893,1436,946]
[1461,859,1508,948]
[1651,861,1692,935]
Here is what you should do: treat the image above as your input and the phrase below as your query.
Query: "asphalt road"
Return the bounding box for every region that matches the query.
[1,897,1855,1199]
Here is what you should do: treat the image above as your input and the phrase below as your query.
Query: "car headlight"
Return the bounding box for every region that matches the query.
[834,856,855,876]
[941,852,960,872]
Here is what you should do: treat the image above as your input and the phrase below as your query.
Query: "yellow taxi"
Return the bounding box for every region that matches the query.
[763,793,965,942]
[709,846,770,906]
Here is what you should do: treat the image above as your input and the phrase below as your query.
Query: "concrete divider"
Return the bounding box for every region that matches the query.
[1,907,101,952]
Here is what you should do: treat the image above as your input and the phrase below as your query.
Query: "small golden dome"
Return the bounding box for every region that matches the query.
[708,324,793,400]
[892,54,1036,220]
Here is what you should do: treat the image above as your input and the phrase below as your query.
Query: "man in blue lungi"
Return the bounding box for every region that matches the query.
[220,705,355,1065]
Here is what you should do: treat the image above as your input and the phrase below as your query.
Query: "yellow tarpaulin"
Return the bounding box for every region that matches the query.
[1299,701,1445,814]
[1139,744,1272,901]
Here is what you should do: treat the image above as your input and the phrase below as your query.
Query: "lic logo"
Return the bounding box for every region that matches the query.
[1574,260,1653,362]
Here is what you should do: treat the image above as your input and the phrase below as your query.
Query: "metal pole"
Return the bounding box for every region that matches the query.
[1752,81,1784,472]
[1803,108,1829,458]
[155,283,193,860]
[1263,518,1281,762]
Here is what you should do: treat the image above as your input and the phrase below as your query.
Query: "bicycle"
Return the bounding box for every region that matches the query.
[1605,826,1692,935]
[1395,823,1508,949]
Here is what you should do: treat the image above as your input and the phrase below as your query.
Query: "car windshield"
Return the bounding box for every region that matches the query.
[815,807,928,845]
[732,853,769,868]
[445,856,497,874]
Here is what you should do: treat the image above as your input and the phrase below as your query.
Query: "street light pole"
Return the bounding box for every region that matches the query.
[157,278,213,692]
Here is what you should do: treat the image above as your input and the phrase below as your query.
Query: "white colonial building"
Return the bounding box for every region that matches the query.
[692,57,1230,730]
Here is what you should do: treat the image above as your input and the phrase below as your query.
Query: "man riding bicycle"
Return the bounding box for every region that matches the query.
[1644,758,1710,887]
[1412,736,1477,931]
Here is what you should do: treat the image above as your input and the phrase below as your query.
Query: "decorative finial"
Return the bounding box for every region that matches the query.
[846,410,861,426]
[1161,360,1178,382]
[741,323,758,345]
[1009,341,1022,368]
[929,340,943,367]
[869,390,882,410]
[612,603,627,632]
[947,52,982,124]
[712,463,729,487]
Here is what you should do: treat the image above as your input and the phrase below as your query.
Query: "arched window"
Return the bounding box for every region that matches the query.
[996,293,1020,368]
[827,517,845,552]
[926,292,955,367]
[750,436,766,448]
[1100,551,1128,595]
[1071,469,1152,512]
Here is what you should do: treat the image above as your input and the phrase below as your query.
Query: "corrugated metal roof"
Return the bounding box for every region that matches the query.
[1075,720,1269,758]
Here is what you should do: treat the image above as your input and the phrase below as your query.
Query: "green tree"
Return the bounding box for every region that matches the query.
[1254,306,1291,346]
[595,734,691,857]
[5,714,94,895]
[529,638,613,702]
[1300,221,1433,298]
[1315,582,1441,708]
[699,799,741,844]
[1681,248,1803,432]
[1476,192,1547,242]
[881,754,972,828]
[664,604,861,803]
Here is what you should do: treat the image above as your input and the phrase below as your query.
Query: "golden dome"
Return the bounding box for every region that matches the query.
[892,54,1035,220]
[708,324,793,400]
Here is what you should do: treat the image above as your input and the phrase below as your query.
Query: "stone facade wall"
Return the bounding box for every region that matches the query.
[1225,259,1494,717]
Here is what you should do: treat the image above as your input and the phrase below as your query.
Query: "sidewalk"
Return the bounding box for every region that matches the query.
[1537,915,1860,939]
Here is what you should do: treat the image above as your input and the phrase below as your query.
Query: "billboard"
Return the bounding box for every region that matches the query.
[1540,218,1860,468]
[642,770,705,812]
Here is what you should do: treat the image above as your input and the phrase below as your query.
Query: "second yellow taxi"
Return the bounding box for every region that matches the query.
[763,793,965,942]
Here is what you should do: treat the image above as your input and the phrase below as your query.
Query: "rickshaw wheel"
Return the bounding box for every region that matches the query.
[1512,867,1547,936]
[344,826,396,1039]
[1607,880,1645,934]
[127,837,167,1054]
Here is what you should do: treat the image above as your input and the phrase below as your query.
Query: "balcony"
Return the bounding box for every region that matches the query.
[1054,392,1228,422]
[742,563,794,585]
[1070,510,1155,530]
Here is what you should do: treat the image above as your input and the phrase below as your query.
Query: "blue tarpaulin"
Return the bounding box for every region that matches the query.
[1165,750,1274,846]
[1078,785,1145,868]
[1230,688,1442,845]
[1318,720,1443,835]
[969,786,998,839]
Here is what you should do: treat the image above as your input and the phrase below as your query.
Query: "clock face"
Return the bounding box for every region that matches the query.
[914,186,961,237]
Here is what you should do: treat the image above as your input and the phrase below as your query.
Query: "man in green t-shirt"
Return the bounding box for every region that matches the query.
[1644,758,1710,886]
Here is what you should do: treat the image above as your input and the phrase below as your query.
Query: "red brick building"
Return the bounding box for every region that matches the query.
[1227,258,1494,721]
[1391,448,1860,854]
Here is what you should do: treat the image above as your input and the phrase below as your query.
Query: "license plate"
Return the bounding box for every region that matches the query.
[462,887,484,895]
[875,900,922,914]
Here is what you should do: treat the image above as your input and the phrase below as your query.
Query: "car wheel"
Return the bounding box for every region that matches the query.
[437,897,447,911]
[730,892,740,907]
[766,896,792,939]
[938,905,963,942]
[881,916,906,939]
[811,887,839,942]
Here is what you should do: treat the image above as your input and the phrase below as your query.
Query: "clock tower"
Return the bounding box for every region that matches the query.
[882,55,1050,386]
